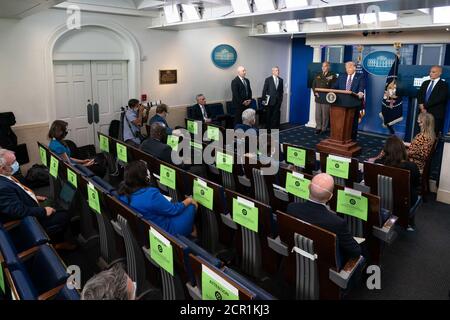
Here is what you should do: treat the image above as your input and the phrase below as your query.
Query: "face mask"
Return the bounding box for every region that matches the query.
[146,169,151,182]
[10,161,19,175]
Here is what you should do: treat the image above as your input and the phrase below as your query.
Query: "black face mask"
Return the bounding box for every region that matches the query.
[63,130,68,138]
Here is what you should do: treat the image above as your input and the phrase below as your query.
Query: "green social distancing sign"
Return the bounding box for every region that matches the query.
[87,183,101,214]
[285,172,310,200]
[326,155,351,179]
[167,135,179,151]
[286,146,306,168]
[49,155,59,179]
[207,126,220,141]
[67,168,77,189]
[116,143,128,163]
[0,264,5,294]
[160,164,176,190]
[201,265,239,300]
[99,135,109,153]
[216,151,233,173]
[193,179,214,210]
[149,227,174,276]
[336,188,368,221]
[232,197,259,233]
[187,120,198,135]
[39,146,47,167]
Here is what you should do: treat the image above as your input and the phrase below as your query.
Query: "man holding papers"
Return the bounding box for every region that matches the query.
[262,66,284,130]
[287,173,361,265]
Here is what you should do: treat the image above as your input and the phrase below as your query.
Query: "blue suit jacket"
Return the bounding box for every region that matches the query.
[333,73,366,95]
[0,176,46,223]
[149,114,172,135]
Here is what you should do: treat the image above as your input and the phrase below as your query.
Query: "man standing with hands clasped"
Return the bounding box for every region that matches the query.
[417,65,449,136]
[232,66,253,126]
[262,66,284,131]
[312,61,337,135]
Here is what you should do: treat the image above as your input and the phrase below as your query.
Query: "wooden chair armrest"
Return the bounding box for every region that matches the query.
[3,220,21,231]
[38,284,65,300]
[343,257,362,273]
[17,246,40,261]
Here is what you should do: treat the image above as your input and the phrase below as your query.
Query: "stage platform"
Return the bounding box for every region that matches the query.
[279,125,441,181]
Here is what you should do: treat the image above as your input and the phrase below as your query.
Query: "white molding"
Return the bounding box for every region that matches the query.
[306,44,321,128]
[286,38,292,123]
[44,17,141,124]
[53,3,158,18]
[12,122,49,130]
[437,189,450,205]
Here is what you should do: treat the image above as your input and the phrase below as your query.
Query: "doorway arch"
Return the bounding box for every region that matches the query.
[44,17,141,123]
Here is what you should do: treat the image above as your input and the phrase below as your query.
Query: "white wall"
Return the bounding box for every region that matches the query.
[0,9,291,126]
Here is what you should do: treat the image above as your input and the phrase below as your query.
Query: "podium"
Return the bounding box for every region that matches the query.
[315,88,362,157]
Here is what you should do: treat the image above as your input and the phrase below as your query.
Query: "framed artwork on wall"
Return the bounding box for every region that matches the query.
[159,70,177,84]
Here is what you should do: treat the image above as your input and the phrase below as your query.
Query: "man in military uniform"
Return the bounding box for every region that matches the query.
[312,61,337,135]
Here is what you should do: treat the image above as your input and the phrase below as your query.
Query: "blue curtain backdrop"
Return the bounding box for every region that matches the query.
[289,38,313,125]
[351,45,414,138]
[290,42,450,136]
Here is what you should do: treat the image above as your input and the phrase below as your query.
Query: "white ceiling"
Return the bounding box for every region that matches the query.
[0,0,65,18]
[1,0,449,36]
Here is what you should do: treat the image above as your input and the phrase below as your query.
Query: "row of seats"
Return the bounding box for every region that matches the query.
[36,142,275,300]
[34,129,414,298]
[0,217,80,300]
[92,133,391,299]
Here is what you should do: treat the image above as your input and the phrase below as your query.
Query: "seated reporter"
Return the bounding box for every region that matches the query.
[287,173,361,265]
[405,112,436,173]
[118,161,198,237]
[374,135,420,230]
[148,104,173,135]
[48,120,94,166]
[234,108,259,136]
[0,148,71,241]
[81,264,135,300]
[140,122,173,164]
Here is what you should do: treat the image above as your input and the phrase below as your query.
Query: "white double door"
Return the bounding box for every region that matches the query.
[53,60,128,150]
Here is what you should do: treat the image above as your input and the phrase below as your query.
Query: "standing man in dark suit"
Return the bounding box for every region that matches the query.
[262,66,284,130]
[417,65,449,135]
[287,173,361,264]
[333,61,366,140]
[231,66,252,126]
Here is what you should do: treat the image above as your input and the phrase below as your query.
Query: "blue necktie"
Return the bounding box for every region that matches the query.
[425,80,434,102]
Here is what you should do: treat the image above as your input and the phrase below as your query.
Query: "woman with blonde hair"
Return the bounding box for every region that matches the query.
[405,112,436,172]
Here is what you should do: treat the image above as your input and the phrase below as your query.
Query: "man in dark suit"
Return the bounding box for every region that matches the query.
[191,94,212,124]
[140,122,172,164]
[231,66,252,126]
[262,66,284,130]
[0,148,70,241]
[333,61,366,140]
[417,65,449,135]
[287,173,361,264]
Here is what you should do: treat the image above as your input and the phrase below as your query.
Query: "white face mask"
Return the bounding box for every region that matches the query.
[146,169,151,182]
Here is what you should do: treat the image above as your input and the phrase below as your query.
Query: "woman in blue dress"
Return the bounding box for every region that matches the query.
[118,161,198,237]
